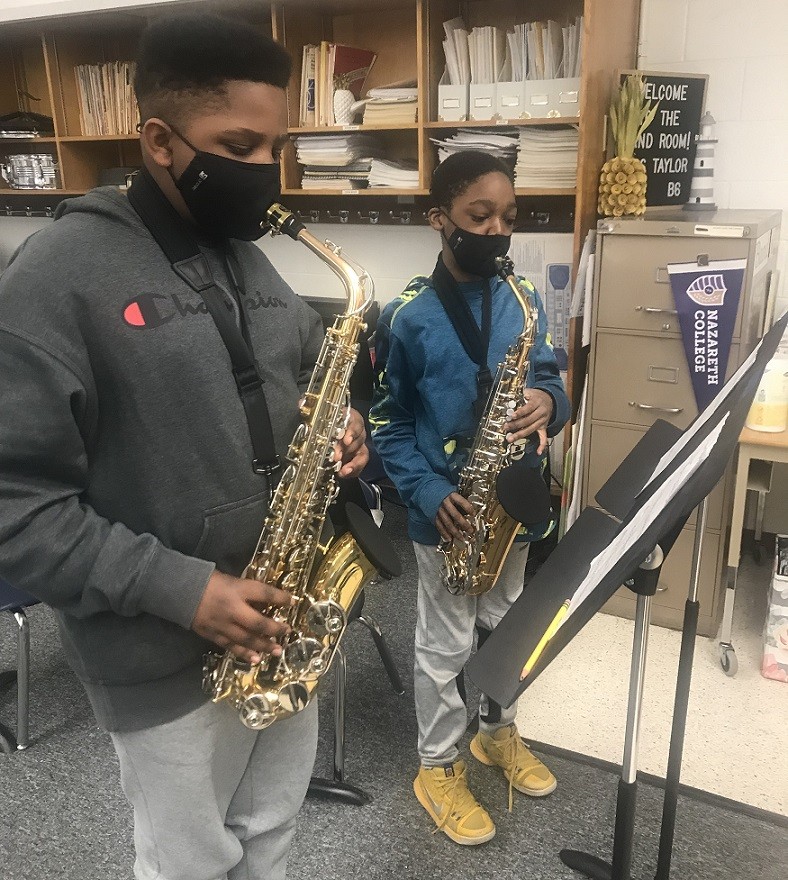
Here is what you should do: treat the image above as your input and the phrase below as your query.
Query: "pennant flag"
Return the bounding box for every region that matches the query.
[668,258,745,411]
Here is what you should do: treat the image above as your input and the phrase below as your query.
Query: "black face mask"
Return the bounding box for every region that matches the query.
[168,126,281,241]
[442,211,512,278]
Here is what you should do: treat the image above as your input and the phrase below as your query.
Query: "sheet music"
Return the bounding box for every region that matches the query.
[563,413,729,624]
[645,339,764,487]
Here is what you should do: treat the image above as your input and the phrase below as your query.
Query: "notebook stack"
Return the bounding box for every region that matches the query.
[295,133,382,190]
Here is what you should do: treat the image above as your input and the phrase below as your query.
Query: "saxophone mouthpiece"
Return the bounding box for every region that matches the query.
[495,255,515,281]
[265,203,306,240]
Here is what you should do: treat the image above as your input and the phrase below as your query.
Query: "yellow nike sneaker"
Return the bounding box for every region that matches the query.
[470,724,557,810]
[413,760,496,846]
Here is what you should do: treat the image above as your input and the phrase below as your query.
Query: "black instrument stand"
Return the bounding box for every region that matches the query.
[559,541,665,880]
[655,499,708,879]
[559,497,708,879]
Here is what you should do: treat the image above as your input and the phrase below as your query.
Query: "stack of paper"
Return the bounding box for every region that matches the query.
[442,17,471,85]
[295,133,381,165]
[75,61,138,135]
[524,17,583,80]
[368,158,419,188]
[468,26,507,84]
[440,16,583,86]
[296,133,383,189]
[430,128,519,168]
[514,127,579,189]
[362,87,418,125]
[298,43,376,127]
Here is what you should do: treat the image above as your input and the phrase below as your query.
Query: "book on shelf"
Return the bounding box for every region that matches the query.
[299,42,376,127]
[299,45,317,126]
[75,61,138,136]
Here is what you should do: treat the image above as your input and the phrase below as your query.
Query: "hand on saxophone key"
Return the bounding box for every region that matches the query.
[436,492,476,542]
[333,407,369,478]
[504,389,553,454]
[191,571,295,665]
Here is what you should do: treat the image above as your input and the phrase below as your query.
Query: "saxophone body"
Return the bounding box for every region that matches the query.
[440,256,539,597]
[202,203,377,730]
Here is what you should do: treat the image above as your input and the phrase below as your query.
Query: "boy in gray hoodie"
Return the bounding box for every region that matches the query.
[0,15,368,880]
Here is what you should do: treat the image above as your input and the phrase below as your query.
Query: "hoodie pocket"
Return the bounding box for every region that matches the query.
[194,489,269,577]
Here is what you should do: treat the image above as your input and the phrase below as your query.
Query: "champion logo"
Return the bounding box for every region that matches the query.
[122,293,176,329]
[122,290,288,329]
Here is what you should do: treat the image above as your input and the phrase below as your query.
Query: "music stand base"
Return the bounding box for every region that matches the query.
[307,776,371,806]
[559,850,614,880]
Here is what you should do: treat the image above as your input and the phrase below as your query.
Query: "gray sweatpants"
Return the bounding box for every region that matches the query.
[413,540,529,767]
[110,695,318,880]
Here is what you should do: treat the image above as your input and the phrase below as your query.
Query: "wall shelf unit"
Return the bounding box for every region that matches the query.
[0,0,640,307]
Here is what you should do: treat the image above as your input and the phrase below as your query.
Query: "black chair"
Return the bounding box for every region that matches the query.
[0,579,38,754]
[308,586,404,806]
[307,484,404,806]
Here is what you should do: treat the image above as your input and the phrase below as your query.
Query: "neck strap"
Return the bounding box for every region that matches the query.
[431,254,493,420]
[127,169,280,488]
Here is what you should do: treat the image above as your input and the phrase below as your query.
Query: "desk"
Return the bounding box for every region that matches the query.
[720,426,788,675]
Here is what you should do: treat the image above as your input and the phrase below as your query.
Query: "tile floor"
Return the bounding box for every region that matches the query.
[516,549,788,815]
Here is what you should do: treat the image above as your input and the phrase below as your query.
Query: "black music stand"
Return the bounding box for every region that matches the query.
[467,313,787,879]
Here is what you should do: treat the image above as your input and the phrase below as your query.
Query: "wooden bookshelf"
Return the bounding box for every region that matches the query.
[0,0,639,299]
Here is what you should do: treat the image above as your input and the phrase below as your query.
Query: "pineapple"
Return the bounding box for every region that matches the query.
[598,75,659,217]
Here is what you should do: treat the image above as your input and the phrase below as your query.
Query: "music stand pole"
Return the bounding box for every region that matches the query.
[560,544,664,880]
[655,498,707,879]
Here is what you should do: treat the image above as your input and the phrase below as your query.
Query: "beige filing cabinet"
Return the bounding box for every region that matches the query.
[583,208,782,636]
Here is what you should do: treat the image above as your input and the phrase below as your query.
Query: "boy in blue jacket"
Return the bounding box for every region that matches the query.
[370,151,570,845]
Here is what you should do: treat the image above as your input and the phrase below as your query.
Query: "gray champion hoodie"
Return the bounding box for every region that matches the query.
[0,186,323,731]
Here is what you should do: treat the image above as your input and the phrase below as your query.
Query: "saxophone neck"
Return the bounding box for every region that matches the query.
[265,203,372,317]
[495,256,538,359]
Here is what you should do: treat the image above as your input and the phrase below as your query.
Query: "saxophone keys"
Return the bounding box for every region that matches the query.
[277,681,311,715]
[306,599,346,637]
[284,636,327,678]
[239,692,276,730]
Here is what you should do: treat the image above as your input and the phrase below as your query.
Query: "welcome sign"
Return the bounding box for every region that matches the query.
[621,70,707,207]
[668,259,746,411]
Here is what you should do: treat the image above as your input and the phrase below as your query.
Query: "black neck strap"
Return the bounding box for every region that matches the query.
[431,254,493,420]
[127,169,280,486]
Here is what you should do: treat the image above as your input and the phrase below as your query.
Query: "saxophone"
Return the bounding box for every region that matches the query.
[202,203,379,730]
[440,255,539,597]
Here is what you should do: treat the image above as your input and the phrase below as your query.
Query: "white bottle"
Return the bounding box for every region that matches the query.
[745,358,788,432]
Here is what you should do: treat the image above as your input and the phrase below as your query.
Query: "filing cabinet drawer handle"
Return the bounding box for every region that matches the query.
[635,306,678,315]
[628,402,684,414]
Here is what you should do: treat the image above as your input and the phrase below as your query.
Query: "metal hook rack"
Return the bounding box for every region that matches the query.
[3,204,54,218]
